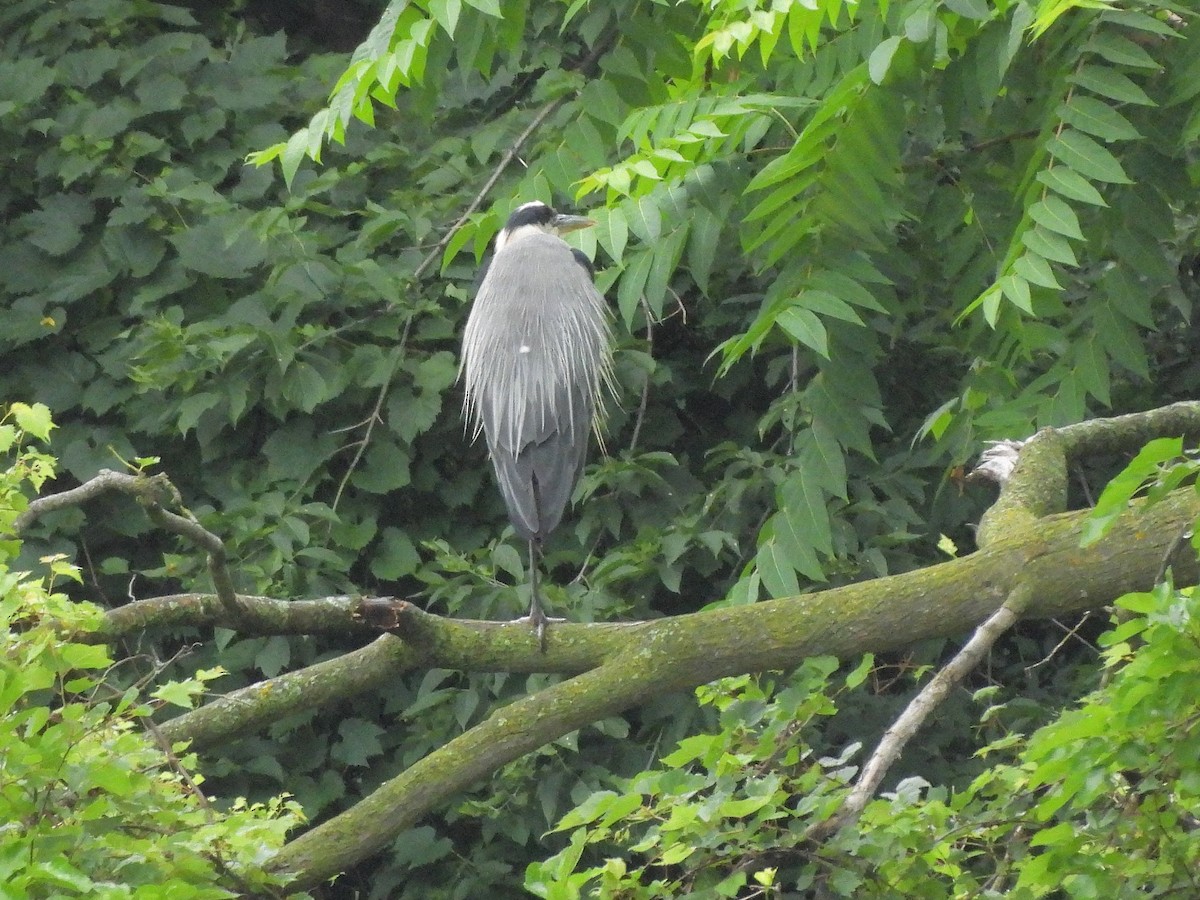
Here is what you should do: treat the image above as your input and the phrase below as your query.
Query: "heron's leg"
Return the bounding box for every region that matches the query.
[527,538,548,650]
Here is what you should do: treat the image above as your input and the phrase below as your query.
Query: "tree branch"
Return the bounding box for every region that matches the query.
[270,640,691,888]
[87,593,378,642]
[160,634,415,752]
[264,486,1200,886]
[18,405,1200,889]
[14,469,245,620]
[807,403,1200,838]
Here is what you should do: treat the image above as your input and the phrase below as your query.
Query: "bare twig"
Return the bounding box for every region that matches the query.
[628,296,656,453]
[411,31,615,282]
[808,582,1036,840]
[1024,613,1096,674]
[1158,522,1195,584]
[331,361,396,513]
[411,98,571,283]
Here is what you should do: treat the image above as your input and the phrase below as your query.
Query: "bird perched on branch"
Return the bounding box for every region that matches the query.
[460,201,614,647]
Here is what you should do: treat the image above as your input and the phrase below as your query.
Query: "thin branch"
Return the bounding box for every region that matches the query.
[411,96,571,282]
[143,504,239,618]
[808,582,1036,841]
[13,469,244,620]
[331,352,399,513]
[1024,612,1096,674]
[13,469,139,531]
[628,296,656,453]
[411,31,615,282]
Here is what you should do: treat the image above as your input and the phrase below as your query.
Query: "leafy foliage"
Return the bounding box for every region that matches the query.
[0,407,305,898]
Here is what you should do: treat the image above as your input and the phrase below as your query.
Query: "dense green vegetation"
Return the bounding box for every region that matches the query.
[2,0,1200,895]
[0,406,304,899]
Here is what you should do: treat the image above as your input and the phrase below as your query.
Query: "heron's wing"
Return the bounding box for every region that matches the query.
[461,232,612,541]
[489,421,588,540]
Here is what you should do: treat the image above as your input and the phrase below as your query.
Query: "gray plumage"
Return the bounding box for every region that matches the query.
[459,202,613,643]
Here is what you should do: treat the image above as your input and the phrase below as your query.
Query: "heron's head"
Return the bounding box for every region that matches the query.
[494,201,595,254]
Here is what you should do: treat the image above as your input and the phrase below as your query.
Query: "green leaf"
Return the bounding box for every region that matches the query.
[493,543,524,580]
[334,718,386,767]
[1100,9,1179,38]
[177,392,221,435]
[1069,65,1156,106]
[1022,226,1078,266]
[22,195,95,256]
[596,206,629,264]
[627,196,662,243]
[152,679,205,709]
[1085,31,1161,69]
[943,0,992,19]
[1045,129,1132,184]
[11,403,55,442]
[169,219,267,278]
[845,653,875,689]
[440,221,476,271]
[58,643,113,671]
[255,636,291,678]
[1075,336,1111,405]
[280,126,310,188]
[281,361,328,413]
[1036,167,1107,206]
[616,249,654,328]
[756,535,801,598]
[800,421,847,499]
[372,527,421,579]
[782,468,833,558]
[1058,95,1141,141]
[771,501,825,583]
[1013,252,1062,289]
[868,37,902,85]
[429,0,462,35]
[642,226,687,318]
[1081,437,1184,546]
[1000,274,1033,314]
[1028,196,1083,240]
[777,307,829,357]
[687,209,721,295]
[463,0,502,16]
[797,289,864,325]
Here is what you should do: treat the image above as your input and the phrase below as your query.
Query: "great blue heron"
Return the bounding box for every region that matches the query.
[460,201,614,646]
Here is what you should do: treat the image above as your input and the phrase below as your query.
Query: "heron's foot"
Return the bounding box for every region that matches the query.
[511,610,566,652]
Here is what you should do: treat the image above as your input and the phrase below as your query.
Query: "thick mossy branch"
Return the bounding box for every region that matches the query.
[978,400,1200,545]
[1057,400,1200,457]
[154,487,1200,763]
[87,593,378,642]
[266,487,1199,886]
[271,643,683,888]
[977,430,1068,545]
[160,635,416,751]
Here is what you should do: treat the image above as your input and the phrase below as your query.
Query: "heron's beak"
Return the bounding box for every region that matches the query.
[552,213,596,234]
